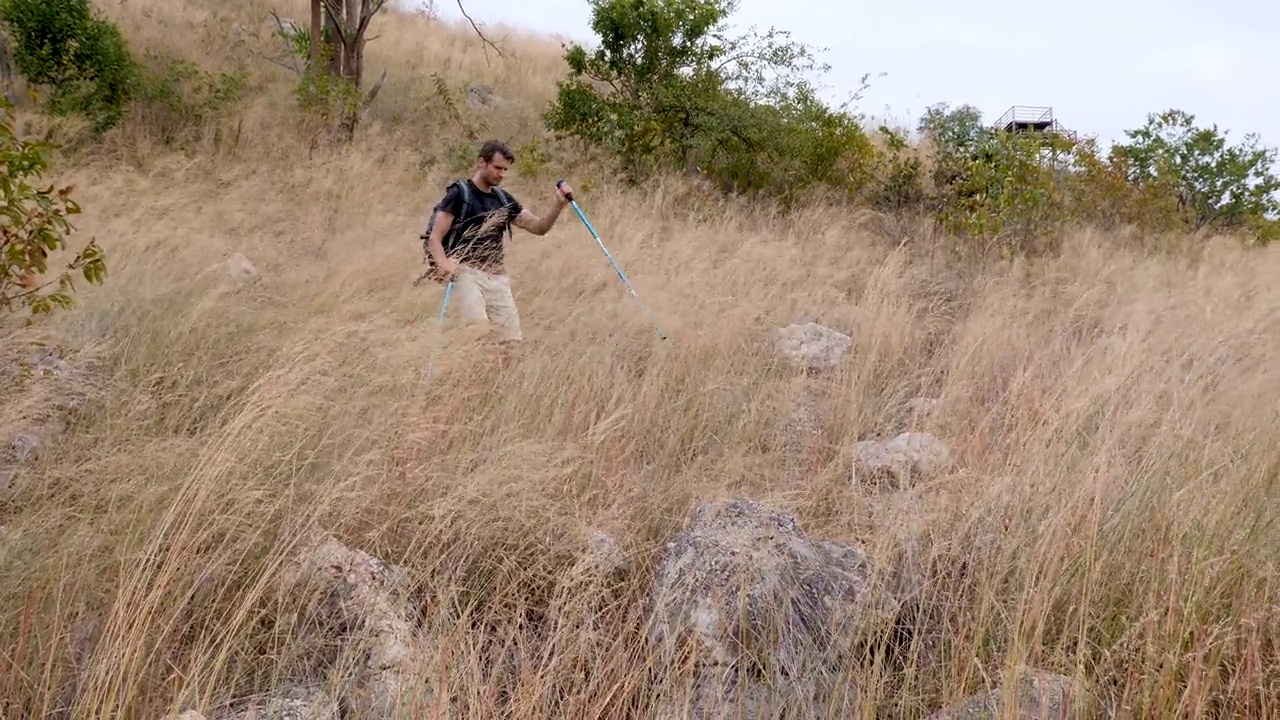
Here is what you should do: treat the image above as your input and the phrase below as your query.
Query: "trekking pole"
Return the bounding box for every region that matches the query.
[438,278,454,324]
[423,278,453,380]
[556,180,667,340]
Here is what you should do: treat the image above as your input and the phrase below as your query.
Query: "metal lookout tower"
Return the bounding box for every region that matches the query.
[993,105,1077,166]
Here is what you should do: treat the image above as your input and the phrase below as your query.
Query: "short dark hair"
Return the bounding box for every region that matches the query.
[478,139,515,164]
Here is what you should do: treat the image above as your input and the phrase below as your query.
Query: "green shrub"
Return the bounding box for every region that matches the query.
[0,0,136,131]
[1111,109,1280,237]
[543,0,879,206]
[0,97,106,318]
[131,51,246,148]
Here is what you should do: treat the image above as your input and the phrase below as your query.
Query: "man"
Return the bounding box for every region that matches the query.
[425,139,574,347]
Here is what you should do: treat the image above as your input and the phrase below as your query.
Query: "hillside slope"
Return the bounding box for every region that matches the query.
[1,1,1277,718]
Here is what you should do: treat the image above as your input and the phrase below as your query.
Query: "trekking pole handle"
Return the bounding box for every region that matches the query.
[555,179,575,203]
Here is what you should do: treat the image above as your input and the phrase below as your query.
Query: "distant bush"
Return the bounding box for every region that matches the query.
[0,0,136,131]
[0,97,106,318]
[542,0,1279,253]
[1112,109,1280,237]
[543,0,880,207]
[0,0,247,150]
[130,50,246,148]
[917,103,1074,253]
[869,126,927,214]
[916,103,1280,251]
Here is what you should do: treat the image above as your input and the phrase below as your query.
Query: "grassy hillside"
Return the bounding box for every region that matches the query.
[1,0,1277,717]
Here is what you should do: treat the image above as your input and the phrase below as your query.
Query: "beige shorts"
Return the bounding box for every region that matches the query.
[450,264,522,343]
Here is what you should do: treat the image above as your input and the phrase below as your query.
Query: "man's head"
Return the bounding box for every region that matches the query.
[474,140,515,187]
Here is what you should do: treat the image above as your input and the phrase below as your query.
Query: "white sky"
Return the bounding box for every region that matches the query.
[422,0,1279,152]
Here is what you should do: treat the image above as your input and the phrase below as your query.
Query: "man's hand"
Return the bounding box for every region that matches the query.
[555,181,574,204]
[433,255,460,279]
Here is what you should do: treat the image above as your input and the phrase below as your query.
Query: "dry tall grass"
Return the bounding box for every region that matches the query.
[1,0,1278,718]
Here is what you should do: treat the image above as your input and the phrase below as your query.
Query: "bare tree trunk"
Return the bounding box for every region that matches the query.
[309,0,322,71]
[302,0,398,140]
[344,0,360,85]
[323,3,342,76]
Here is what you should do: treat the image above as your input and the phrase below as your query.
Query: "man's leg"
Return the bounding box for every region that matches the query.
[480,270,523,353]
[450,265,491,339]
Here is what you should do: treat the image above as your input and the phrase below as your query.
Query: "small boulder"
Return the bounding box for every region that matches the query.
[466,83,502,108]
[583,530,628,578]
[29,347,72,378]
[906,396,943,417]
[927,666,1097,719]
[852,431,952,490]
[225,253,258,281]
[177,686,341,720]
[273,533,426,717]
[646,498,899,715]
[773,322,853,371]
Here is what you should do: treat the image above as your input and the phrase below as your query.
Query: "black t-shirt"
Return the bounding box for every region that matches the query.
[434,180,524,272]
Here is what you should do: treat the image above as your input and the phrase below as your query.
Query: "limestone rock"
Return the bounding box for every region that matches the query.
[225,253,258,281]
[274,533,427,717]
[852,431,952,489]
[466,83,502,108]
[773,322,853,371]
[926,666,1098,720]
[177,686,340,720]
[906,396,943,417]
[647,498,898,716]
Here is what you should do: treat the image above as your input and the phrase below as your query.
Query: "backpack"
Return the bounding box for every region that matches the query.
[418,179,514,279]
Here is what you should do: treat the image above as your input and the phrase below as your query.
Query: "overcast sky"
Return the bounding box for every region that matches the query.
[424,0,1279,152]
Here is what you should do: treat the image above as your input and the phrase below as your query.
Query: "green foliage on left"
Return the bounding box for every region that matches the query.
[0,97,106,318]
[0,0,135,131]
[0,0,245,145]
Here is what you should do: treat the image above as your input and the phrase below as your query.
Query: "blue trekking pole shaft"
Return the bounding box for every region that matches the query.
[557,180,667,339]
[422,278,453,381]
[438,278,453,323]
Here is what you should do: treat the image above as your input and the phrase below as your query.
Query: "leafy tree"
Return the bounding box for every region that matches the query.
[699,80,878,203]
[1112,109,1280,232]
[0,97,106,318]
[1062,136,1182,235]
[0,0,136,131]
[915,102,1082,251]
[870,125,926,213]
[542,0,872,204]
[916,102,988,194]
[544,0,738,178]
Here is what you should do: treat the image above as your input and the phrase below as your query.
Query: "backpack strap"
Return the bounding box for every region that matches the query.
[441,179,475,251]
[490,186,515,239]
[455,180,473,221]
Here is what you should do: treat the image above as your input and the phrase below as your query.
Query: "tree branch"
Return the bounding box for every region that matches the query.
[363,67,388,107]
[321,0,350,46]
[357,0,389,40]
[267,9,303,78]
[455,0,511,65]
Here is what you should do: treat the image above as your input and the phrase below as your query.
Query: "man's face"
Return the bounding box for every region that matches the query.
[478,153,512,186]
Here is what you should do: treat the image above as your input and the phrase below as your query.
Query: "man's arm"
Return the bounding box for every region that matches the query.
[512,196,568,235]
[427,185,464,265]
[427,209,453,265]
